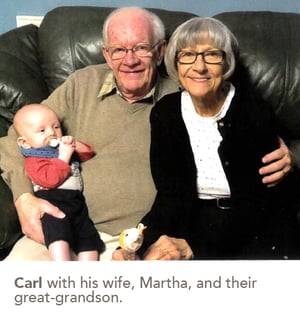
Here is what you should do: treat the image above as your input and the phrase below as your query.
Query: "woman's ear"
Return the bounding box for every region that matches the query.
[17,137,31,149]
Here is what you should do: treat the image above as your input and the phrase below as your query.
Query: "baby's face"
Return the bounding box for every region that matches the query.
[21,109,63,148]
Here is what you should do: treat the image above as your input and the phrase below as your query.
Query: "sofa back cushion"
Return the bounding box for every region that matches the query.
[38,6,197,93]
[0,7,299,142]
[0,25,49,136]
[215,12,300,139]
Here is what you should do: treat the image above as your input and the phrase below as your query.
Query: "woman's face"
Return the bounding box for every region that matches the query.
[177,44,224,101]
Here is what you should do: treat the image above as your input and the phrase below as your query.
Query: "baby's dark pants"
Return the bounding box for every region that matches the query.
[35,189,104,254]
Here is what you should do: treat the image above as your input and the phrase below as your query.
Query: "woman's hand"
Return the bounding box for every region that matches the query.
[15,192,65,244]
[143,235,193,260]
[111,249,140,261]
[259,137,293,187]
[111,235,193,261]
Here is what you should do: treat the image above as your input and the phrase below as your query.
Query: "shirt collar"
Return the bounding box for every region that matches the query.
[98,71,116,98]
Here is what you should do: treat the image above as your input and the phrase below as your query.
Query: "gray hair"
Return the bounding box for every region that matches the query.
[102,7,165,45]
[165,17,239,81]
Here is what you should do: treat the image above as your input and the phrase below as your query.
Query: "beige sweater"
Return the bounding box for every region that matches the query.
[0,64,179,235]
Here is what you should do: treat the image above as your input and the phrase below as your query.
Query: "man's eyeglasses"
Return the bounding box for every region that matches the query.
[176,49,225,65]
[105,41,161,60]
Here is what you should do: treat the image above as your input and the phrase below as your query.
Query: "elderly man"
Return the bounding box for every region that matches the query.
[2,7,292,261]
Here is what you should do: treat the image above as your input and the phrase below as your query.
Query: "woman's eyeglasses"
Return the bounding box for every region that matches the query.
[176,49,225,65]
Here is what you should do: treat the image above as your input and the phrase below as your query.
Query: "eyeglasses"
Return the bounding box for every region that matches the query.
[105,41,161,60]
[176,49,225,65]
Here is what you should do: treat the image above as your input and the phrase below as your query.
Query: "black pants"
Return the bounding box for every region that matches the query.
[190,198,238,259]
[189,198,300,260]
[36,189,105,254]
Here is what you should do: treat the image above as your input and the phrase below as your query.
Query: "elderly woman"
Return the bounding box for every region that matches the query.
[136,17,300,259]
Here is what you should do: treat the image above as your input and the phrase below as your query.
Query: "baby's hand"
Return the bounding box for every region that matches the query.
[60,135,75,146]
[58,135,75,163]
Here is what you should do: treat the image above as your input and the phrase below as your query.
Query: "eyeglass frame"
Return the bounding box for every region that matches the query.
[176,49,226,65]
[104,41,162,60]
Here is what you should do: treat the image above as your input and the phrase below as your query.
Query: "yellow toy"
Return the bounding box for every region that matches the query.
[119,223,147,253]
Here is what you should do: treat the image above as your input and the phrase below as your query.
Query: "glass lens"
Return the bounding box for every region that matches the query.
[109,47,126,59]
[177,51,197,64]
[203,51,223,63]
[134,44,152,57]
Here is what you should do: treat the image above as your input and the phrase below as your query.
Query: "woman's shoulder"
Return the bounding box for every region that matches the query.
[153,91,182,112]
[231,88,275,119]
[230,88,277,132]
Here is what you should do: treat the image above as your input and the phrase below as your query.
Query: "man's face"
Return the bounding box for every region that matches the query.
[103,14,164,103]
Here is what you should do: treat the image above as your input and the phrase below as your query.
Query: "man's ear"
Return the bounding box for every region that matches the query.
[17,137,31,149]
[156,40,167,66]
[102,46,113,69]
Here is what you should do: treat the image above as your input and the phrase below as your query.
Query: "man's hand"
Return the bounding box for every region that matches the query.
[142,235,193,260]
[15,192,65,244]
[259,137,293,187]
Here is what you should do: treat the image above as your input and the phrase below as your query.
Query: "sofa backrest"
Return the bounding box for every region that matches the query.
[0,7,299,142]
[215,11,300,139]
[0,6,197,137]
[0,24,49,135]
[38,6,198,93]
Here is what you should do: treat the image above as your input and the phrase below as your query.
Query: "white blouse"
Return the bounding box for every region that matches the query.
[181,84,235,199]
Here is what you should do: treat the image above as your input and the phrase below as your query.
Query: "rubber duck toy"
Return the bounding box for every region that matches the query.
[119,223,147,253]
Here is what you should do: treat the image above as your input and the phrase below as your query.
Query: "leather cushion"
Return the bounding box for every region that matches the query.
[0,24,49,132]
[38,6,197,92]
[215,12,300,138]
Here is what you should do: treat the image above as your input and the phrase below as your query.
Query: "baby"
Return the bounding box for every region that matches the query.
[13,104,104,261]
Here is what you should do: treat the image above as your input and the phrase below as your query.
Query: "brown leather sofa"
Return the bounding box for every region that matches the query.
[0,6,299,259]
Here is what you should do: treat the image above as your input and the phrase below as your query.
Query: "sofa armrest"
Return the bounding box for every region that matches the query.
[0,175,22,257]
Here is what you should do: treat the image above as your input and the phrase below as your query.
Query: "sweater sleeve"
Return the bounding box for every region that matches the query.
[25,157,71,189]
[76,141,95,162]
[0,133,33,201]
